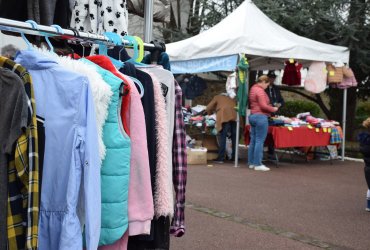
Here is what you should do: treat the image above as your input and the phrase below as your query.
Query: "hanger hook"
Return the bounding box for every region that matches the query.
[51,24,64,35]
[22,20,39,50]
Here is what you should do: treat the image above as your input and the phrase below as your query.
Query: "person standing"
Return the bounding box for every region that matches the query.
[358,117,370,211]
[205,94,237,163]
[248,75,278,171]
[265,70,285,159]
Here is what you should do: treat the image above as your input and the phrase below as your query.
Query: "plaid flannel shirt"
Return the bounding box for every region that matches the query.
[170,81,187,237]
[0,57,39,250]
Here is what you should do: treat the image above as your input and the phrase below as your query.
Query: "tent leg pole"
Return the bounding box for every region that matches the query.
[235,111,240,168]
[341,88,347,161]
[144,0,153,43]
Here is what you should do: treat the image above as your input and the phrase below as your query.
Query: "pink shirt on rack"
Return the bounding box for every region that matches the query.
[249,84,276,116]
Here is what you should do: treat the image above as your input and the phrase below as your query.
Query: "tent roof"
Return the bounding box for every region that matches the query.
[167,0,349,72]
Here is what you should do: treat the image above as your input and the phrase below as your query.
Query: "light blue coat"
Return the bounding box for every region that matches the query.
[15,50,101,250]
[81,59,131,246]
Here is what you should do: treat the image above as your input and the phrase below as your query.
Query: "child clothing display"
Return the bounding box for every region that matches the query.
[1,40,187,250]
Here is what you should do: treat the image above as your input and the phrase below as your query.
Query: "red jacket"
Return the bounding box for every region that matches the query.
[249,84,275,116]
[86,55,131,136]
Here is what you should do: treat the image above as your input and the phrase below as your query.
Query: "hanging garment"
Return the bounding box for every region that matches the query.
[282,60,301,86]
[170,81,187,237]
[327,64,344,84]
[70,0,128,36]
[85,55,131,135]
[85,56,154,236]
[142,52,171,71]
[144,71,173,218]
[304,61,327,94]
[237,56,248,116]
[0,57,40,250]
[226,72,237,99]
[141,67,175,216]
[35,48,113,161]
[120,64,168,250]
[81,58,131,246]
[337,67,358,89]
[0,0,71,28]
[95,67,154,250]
[0,67,29,250]
[119,63,157,197]
[15,50,101,250]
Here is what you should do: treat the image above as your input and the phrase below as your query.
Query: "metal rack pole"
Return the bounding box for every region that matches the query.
[0,17,158,49]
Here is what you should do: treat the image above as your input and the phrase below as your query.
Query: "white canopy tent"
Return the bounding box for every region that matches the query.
[167,0,350,164]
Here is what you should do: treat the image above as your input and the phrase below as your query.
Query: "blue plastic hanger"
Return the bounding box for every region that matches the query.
[123,35,146,66]
[129,76,145,98]
[99,32,124,68]
[21,20,39,50]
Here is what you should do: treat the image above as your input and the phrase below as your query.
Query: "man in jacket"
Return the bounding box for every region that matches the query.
[205,93,237,163]
[265,71,285,159]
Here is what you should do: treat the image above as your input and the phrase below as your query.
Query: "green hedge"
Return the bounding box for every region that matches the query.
[278,100,321,117]
[356,102,370,125]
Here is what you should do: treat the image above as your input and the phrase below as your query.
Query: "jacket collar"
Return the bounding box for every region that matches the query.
[85,55,118,74]
[15,50,58,70]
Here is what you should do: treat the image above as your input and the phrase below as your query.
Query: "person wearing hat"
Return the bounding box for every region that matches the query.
[265,70,285,159]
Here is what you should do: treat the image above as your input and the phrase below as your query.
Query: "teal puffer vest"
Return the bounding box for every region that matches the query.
[82,59,131,246]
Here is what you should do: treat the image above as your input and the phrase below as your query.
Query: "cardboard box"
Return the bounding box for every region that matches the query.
[207,151,218,160]
[187,147,208,165]
[202,134,219,151]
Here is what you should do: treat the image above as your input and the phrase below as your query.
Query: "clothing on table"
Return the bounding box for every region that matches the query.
[330,127,342,144]
[216,121,237,161]
[81,58,131,247]
[0,67,29,250]
[249,84,276,116]
[170,81,187,237]
[15,50,101,250]
[282,60,302,86]
[248,114,269,166]
[0,57,40,250]
[205,95,237,132]
[70,0,128,36]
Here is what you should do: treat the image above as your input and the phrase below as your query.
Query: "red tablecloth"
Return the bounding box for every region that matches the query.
[244,126,341,148]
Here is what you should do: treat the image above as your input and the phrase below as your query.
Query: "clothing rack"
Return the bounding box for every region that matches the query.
[0,18,164,52]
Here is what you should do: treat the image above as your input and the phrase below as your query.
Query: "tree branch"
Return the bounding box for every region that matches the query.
[278,86,331,118]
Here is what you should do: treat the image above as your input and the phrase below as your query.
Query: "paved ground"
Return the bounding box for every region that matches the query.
[171,157,369,250]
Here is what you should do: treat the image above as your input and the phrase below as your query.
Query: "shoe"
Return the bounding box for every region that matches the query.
[248,164,255,169]
[254,165,270,171]
[213,160,224,164]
